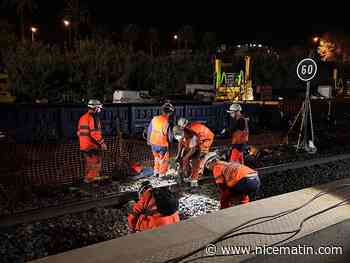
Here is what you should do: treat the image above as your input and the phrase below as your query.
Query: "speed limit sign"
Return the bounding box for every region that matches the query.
[297,58,317,81]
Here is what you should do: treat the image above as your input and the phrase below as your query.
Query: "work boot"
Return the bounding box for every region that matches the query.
[157,173,166,180]
[79,182,92,196]
[191,180,199,187]
[189,180,200,193]
[94,175,111,184]
[175,175,184,185]
[96,175,110,180]
[161,174,176,181]
[183,176,191,183]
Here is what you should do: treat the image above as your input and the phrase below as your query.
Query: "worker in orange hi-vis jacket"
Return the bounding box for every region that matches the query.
[203,152,260,209]
[176,118,214,189]
[77,99,107,184]
[147,103,175,178]
[226,103,249,164]
[128,181,180,232]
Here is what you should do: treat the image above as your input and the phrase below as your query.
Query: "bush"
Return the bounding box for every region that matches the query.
[1,41,213,103]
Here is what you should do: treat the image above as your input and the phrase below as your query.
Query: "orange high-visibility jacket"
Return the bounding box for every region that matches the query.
[186,122,214,152]
[77,112,104,151]
[128,189,180,231]
[213,162,257,188]
[148,115,170,147]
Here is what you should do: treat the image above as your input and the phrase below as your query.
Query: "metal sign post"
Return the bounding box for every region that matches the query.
[289,58,318,153]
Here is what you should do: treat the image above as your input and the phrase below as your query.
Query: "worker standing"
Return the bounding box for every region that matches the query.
[226,103,249,163]
[203,152,260,209]
[128,181,180,232]
[176,118,215,188]
[77,99,107,184]
[147,103,175,178]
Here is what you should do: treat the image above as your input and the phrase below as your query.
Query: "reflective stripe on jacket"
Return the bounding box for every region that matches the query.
[148,115,170,147]
[186,122,214,152]
[213,162,257,188]
[77,112,104,151]
[128,189,180,231]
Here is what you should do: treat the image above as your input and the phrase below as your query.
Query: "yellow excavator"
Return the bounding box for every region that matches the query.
[214,55,254,101]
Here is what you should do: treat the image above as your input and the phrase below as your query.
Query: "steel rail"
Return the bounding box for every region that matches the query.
[1,153,350,228]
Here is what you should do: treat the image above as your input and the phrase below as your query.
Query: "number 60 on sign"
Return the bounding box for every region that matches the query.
[297,58,317,82]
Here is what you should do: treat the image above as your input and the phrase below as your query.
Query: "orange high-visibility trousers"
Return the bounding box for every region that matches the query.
[219,185,250,209]
[152,150,169,176]
[83,151,102,183]
[191,155,206,180]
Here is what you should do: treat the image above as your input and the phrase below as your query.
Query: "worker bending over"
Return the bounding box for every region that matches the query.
[204,152,260,209]
[173,125,197,183]
[128,181,180,232]
[77,99,107,184]
[147,103,175,178]
[175,118,214,188]
[226,103,249,163]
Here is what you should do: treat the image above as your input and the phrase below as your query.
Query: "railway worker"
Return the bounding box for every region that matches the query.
[77,99,107,184]
[128,181,180,232]
[203,152,260,209]
[175,118,215,188]
[172,125,196,183]
[147,102,175,178]
[226,103,249,164]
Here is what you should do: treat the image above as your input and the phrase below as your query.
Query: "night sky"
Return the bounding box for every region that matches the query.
[1,0,349,49]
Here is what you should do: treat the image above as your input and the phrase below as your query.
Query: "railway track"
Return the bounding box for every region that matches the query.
[2,153,350,228]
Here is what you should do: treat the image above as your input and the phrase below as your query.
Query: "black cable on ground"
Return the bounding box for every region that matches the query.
[163,184,350,263]
[163,187,328,263]
[181,199,350,263]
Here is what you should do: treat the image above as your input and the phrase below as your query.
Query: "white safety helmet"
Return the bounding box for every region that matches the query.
[227,103,242,113]
[173,125,185,141]
[88,99,103,112]
[203,152,219,169]
[177,118,189,129]
[161,102,175,115]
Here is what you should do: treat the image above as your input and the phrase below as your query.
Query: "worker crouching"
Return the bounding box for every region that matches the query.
[176,118,214,188]
[128,181,180,232]
[204,153,260,209]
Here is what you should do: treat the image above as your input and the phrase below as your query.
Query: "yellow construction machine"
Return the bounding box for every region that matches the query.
[214,56,254,101]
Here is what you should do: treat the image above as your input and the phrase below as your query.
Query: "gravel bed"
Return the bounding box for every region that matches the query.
[2,158,350,262]
[2,129,350,262]
[0,183,220,263]
[3,141,350,218]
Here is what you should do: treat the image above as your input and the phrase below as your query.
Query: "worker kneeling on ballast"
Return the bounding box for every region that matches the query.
[174,118,214,189]
[128,181,180,232]
[203,152,260,209]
